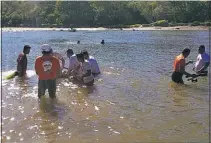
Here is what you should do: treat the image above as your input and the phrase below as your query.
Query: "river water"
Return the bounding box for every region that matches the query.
[1,29,210,142]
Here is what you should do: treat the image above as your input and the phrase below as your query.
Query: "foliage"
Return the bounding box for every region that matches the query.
[142,24,151,27]
[190,21,201,26]
[1,1,210,27]
[153,20,169,27]
[205,22,211,26]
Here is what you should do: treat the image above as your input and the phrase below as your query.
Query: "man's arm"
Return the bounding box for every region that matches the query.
[35,59,39,75]
[185,61,193,66]
[179,59,195,77]
[17,57,25,76]
[56,59,61,75]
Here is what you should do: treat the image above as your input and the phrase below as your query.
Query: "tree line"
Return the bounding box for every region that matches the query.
[1,1,211,27]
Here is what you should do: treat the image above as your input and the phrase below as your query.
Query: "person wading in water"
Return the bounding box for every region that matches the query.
[172,48,196,84]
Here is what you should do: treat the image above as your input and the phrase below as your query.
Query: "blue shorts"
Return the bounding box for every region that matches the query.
[38,79,56,98]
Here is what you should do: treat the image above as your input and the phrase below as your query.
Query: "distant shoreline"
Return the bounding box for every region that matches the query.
[2,26,209,32]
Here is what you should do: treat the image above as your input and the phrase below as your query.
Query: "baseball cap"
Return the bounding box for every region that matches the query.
[41,44,52,52]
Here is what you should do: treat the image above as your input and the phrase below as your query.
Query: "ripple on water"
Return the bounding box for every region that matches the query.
[2,30,209,142]
[94,106,99,111]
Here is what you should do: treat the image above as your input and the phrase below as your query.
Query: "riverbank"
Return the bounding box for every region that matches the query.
[2,26,209,32]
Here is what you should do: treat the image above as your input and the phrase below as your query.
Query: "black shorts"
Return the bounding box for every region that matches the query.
[84,79,94,86]
[171,72,184,84]
[38,79,56,98]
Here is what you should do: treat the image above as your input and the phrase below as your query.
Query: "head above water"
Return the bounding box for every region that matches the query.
[76,53,84,62]
[23,45,31,54]
[101,40,105,44]
[198,45,205,54]
[77,41,80,44]
[66,49,74,58]
[41,44,52,55]
[182,48,191,58]
[81,50,89,59]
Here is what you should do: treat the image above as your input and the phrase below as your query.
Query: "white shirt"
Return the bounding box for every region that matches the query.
[87,56,100,74]
[194,52,210,72]
[68,54,80,71]
[81,60,94,83]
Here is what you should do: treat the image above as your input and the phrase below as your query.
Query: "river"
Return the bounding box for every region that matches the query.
[1,29,210,142]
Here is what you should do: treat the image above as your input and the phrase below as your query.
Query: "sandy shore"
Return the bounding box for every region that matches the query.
[1,26,209,32]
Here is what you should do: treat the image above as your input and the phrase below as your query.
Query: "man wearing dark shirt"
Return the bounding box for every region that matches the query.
[16,45,31,77]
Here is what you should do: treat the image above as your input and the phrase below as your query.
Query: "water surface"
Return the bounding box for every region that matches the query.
[1,29,209,142]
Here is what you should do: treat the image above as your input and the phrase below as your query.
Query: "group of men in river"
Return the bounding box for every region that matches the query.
[172,45,210,84]
[15,44,209,99]
[15,44,100,99]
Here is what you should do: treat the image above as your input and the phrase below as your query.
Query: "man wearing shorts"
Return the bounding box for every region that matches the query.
[172,48,196,84]
[35,44,60,98]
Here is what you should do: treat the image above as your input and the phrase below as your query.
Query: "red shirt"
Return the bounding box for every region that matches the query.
[35,55,60,80]
[173,54,185,72]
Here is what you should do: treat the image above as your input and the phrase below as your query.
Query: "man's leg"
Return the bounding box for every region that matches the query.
[47,79,56,99]
[38,80,46,98]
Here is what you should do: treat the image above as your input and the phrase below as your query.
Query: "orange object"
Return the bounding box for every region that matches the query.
[35,55,60,80]
[173,54,185,72]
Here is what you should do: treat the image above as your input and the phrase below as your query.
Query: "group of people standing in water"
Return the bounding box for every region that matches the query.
[172,45,210,84]
[15,44,100,99]
[15,43,209,99]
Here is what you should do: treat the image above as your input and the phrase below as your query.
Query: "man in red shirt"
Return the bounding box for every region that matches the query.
[35,44,60,99]
[172,48,196,84]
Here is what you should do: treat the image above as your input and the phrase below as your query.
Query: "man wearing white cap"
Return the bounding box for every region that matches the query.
[35,44,60,99]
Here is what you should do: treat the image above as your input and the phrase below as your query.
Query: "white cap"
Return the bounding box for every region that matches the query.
[41,44,52,52]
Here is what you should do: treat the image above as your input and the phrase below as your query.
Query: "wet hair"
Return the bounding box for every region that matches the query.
[199,45,205,50]
[182,48,190,55]
[23,45,31,52]
[76,53,84,61]
[66,49,74,55]
[81,50,89,57]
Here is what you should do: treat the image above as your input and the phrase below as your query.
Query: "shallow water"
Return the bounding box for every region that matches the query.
[1,30,210,142]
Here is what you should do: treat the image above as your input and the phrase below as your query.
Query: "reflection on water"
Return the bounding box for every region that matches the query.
[2,30,209,142]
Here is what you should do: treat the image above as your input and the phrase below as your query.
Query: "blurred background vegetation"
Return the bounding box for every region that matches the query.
[1,1,211,28]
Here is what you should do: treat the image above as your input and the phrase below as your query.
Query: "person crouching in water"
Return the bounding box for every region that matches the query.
[35,44,60,99]
[82,50,100,75]
[76,53,94,86]
[172,48,196,84]
[63,49,82,79]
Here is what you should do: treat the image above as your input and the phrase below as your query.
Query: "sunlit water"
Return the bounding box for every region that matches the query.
[1,29,210,142]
